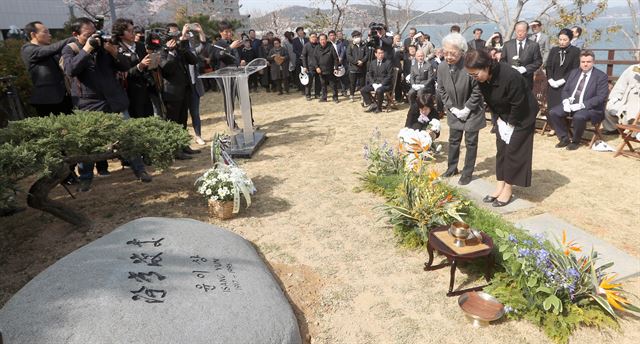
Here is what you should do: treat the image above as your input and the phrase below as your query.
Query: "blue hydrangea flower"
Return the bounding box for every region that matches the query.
[508,234,518,243]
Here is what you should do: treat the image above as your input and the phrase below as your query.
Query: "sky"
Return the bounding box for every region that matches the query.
[238,0,630,16]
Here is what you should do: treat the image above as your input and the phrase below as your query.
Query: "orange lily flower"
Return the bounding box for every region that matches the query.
[561,230,582,256]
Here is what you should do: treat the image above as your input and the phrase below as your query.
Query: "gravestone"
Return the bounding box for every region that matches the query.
[0,217,302,344]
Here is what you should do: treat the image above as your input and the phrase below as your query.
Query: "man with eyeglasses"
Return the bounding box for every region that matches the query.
[528,20,549,66]
[500,21,542,89]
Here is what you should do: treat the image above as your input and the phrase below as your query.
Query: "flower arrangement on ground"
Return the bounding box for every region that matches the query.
[195,163,255,218]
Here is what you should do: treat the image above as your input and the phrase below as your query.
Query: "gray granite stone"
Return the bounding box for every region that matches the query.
[0,217,301,344]
[515,213,640,280]
[446,176,535,214]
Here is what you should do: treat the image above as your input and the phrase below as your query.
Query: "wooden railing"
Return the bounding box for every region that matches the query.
[591,48,640,81]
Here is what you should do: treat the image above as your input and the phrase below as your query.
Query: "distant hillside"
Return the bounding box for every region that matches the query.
[251,4,485,30]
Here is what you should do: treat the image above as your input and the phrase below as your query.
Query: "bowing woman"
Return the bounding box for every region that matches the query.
[545,28,580,112]
[464,49,538,207]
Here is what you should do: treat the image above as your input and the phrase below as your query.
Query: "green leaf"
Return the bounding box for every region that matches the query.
[536,286,553,295]
[590,294,617,318]
[527,275,538,288]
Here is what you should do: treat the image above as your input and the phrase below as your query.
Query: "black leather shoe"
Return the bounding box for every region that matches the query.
[175,152,193,160]
[566,142,580,151]
[482,195,497,203]
[492,197,513,207]
[135,171,152,183]
[364,104,376,112]
[442,168,459,177]
[555,138,570,148]
[183,146,201,154]
[458,174,472,185]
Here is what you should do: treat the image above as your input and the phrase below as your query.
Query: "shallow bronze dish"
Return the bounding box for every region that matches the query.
[458,291,505,327]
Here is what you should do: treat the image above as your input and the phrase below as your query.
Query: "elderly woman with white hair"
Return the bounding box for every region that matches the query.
[437,32,485,185]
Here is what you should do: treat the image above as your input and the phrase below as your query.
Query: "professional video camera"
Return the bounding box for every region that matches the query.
[367,22,384,48]
[144,28,181,51]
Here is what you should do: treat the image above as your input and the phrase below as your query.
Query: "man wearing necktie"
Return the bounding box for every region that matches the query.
[292,26,309,92]
[500,21,542,89]
[406,49,433,105]
[360,47,392,113]
[548,50,609,150]
[528,20,549,66]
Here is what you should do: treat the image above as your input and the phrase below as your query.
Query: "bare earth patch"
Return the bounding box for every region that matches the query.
[1,91,639,343]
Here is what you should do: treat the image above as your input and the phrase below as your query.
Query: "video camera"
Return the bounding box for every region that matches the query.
[367,22,384,48]
[144,28,182,51]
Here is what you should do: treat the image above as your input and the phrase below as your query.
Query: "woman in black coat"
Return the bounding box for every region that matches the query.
[464,49,538,207]
[545,28,580,110]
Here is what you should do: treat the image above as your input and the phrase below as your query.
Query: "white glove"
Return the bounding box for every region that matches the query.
[512,66,526,74]
[562,99,571,113]
[456,107,471,121]
[450,107,461,117]
[372,83,382,91]
[556,79,566,87]
[418,114,430,123]
[411,84,425,90]
[569,103,585,112]
[428,118,441,132]
[405,74,411,83]
[548,78,557,87]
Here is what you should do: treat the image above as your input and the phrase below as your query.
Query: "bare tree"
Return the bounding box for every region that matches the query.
[369,0,390,29]
[63,0,168,27]
[470,0,558,39]
[249,8,292,35]
[620,0,640,59]
[389,0,454,35]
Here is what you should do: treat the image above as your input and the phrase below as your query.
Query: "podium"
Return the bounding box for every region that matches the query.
[199,59,268,158]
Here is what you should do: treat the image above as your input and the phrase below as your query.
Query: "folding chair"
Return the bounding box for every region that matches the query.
[532,69,551,135]
[614,112,640,158]
[382,67,400,112]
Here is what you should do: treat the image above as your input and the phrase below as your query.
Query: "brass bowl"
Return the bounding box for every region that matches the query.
[458,291,505,327]
[449,222,470,247]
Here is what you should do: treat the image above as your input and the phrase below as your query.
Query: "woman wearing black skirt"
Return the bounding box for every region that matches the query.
[464,49,538,207]
[546,28,580,111]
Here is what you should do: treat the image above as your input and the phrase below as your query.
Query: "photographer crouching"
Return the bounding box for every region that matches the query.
[62,17,151,191]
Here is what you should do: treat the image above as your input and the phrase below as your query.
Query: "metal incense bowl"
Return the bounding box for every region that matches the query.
[449,222,470,247]
[458,291,505,327]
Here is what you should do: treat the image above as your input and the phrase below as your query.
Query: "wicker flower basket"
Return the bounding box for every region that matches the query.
[208,199,234,219]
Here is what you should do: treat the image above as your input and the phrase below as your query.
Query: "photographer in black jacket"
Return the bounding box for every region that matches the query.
[61,17,132,191]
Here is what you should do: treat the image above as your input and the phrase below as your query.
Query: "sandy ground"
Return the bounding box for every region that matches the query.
[1,90,639,343]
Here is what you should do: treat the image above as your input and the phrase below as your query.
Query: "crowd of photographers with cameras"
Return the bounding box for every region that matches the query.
[20,15,638,192]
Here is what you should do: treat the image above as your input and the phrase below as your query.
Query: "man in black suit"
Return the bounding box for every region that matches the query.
[403,28,417,49]
[360,47,392,113]
[211,21,243,128]
[500,21,542,89]
[406,49,433,105]
[301,33,320,100]
[467,28,486,51]
[292,26,308,92]
[21,21,74,116]
[346,30,368,102]
[313,33,339,103]
[548,50,609,150]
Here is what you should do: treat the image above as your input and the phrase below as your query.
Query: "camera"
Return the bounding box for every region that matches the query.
[144,29,181,51]
[367,22,384,47]
[88,30,113,49]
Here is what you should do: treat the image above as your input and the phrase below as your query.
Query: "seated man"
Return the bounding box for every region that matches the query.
[406,49,433,105]
[361,47,392,113]
[602,63,640,135]
[548,50,609,150]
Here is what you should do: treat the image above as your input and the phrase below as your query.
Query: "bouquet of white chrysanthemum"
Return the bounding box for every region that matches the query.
[195,163,255,213]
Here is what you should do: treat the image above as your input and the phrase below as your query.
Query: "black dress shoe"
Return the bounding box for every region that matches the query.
[442,168,459,177]
[183,146,201,154]
[458,174,472,185]
[566,142,580,151]
[482,195,497,203]
[555,138,570,148]
[492,196,513,207]
[175,152,193,160]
